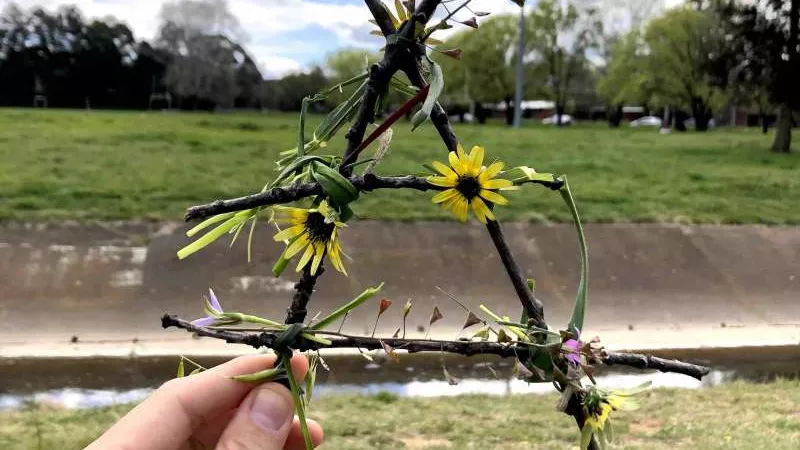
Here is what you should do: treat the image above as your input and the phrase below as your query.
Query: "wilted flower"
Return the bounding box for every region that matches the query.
[562,329,583,366]
[580,383,649,449]
[191,288,236,327]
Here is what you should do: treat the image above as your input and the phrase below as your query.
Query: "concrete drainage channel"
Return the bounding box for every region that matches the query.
[1,222,799,410]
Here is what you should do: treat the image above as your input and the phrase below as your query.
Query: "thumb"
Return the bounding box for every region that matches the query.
[216,383,295,450]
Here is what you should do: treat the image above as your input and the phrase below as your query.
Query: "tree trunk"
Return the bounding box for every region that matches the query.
[771,103,792,153]
[608,104,623,128]
[556,103,565,127]
[691,97,712,132]
[674,110,688,132]
[475,102,487,125]
[504,96,513,126]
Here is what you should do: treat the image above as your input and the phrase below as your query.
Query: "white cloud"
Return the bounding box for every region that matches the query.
[3,0,685,77]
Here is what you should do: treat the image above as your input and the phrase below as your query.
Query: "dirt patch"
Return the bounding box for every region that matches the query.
[399,436,452,449]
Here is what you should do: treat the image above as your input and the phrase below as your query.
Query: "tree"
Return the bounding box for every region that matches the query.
[434,15,519,124]
[715,0,798,152]
[526,0,599,126]
[156,0,260,109]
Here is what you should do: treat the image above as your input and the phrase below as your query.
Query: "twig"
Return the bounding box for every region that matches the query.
[364,0,397,36]
[183,174,564,221]
[603,352,711,380]
[161,314,711,380]
[485,220,546,329]
[285,265,324,324]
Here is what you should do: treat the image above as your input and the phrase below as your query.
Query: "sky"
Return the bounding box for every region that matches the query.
[4,0,681,78]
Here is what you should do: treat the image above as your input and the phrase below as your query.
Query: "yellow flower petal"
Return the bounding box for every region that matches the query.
[452,196,469,222]
[482,178,514,190]
[432,189,460,204]
[427,176,457,187]
[284,233,310,259]
[295,243,315,272]
[471,197,495,224]
[318,200,330,216]
[448,151,466,176]
[479,189,509,206]
[327,241,347,275]
[272,224,304,242]
[456,144,467,162]
[479,161,505,182]
[432,160,458,180]
[468,146,484,175]
[310,241,326,275]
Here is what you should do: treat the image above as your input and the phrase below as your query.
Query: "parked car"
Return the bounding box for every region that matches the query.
[683,117,716,129]
[542,114,573,125]
[630,116,662,127]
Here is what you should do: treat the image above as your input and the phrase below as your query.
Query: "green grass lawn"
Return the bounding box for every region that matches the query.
[2,380,798,449]
[0,108,797,223]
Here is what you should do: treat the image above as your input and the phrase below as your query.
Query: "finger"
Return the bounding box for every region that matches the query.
[214,383,295,450]
[284,418,325,450]
[189,355,310,449]
[87,353,308,450]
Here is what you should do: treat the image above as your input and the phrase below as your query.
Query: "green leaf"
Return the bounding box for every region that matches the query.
[176,358,185,378]
[338,204,354,222]
[298,97,310,157]
[312,283,385,330]
[273,155,329,187]
[606,419,614,442]
[502,166,558,185]
[389,76,419,97]
[314,80,367,142]
[560,176,589,335]
[186,212,236,238]
[310,161,359,207]
[178,215,244,260]
[411,59,444,131]
[231,367,281,383]
[272,255,291,277]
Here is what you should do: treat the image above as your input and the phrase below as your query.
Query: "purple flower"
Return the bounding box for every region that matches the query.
[563,328,583,366]
[191,288,223,327]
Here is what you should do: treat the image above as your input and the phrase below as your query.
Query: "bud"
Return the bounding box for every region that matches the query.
[378,298,393,316]
[381,340,400,363]
[443,366,459,385]
[461,17,478,29]
[403,300,413,318]
[462,311,482,329]
[429,306,443,325]
[441,48,463,60]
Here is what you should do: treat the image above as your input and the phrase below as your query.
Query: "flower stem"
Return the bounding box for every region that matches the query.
[283,354,313,450]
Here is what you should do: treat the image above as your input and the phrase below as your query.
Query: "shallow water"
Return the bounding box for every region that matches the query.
[1,346,798,411]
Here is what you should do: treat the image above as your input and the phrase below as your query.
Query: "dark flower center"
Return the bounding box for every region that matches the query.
[456,176,481,200]
[305,211,335,243]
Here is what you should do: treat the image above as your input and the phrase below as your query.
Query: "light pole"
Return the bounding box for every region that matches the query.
[513,4,525,128]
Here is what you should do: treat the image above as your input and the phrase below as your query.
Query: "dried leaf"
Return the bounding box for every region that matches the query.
[381,340,400,363]
[513,359,534,379]
[472,325,490,340]
[435,21,453,30]
[378,298,393,316]
[441,48,463,60]
[429,306,443,325]
[443,366,459,385]
[461,17,478,29]
[370,30,384,36]
[392,327,401,338]
[474,11,490,17]
[403,300,413,318]
[497,329,512,343]
[462,311,482,329]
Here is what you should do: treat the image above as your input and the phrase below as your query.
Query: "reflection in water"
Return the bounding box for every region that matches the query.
[0,368,773,411]
[1,346,797,411]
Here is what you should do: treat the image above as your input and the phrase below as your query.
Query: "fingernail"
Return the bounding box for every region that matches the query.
[249,387,292,432]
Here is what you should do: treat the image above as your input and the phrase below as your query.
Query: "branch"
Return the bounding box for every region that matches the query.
[285,265,324,324]
[485,220,546,329]
[603,352,711,381]
[414,0,444,25]
[364,0,396,37]
[161,314,711,380]
[184,174,564,221]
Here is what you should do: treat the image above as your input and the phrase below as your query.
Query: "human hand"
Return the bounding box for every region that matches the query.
[85,353,324,450]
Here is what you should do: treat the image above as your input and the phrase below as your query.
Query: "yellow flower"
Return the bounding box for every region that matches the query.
[427,145,516,223]
[369,1,444,45]
[271,201,347,276]
[581,389,641,449]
